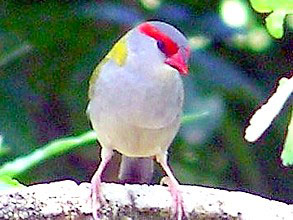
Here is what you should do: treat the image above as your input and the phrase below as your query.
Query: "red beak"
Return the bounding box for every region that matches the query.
[165,52,188,75]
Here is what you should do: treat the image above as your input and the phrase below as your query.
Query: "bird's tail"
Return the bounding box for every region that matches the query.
[118,156,154,184]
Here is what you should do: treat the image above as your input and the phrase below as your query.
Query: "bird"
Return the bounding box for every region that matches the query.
[87,21,190,219]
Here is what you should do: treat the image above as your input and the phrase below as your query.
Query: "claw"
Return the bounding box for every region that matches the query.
[157,153,188,220]
[161,176,187,220]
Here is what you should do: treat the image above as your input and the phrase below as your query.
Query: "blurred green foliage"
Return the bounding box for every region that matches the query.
[250,0,293,38]
[0,0,292,204]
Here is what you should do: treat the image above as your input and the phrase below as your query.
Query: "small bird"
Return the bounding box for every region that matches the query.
[87,21,190,219]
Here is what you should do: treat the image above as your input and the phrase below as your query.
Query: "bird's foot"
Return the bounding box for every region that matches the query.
[160,176,187,220]
[88,180,107,220]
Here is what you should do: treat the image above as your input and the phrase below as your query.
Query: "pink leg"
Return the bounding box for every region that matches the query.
[156,153,186,220]
[90,147,113,220]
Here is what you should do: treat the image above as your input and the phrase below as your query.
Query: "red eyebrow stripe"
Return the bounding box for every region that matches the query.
[138,23,179,57]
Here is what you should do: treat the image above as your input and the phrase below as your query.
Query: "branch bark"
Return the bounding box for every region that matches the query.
[0,180,292,219]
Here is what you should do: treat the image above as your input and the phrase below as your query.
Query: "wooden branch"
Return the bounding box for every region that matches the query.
[0,180,292,219]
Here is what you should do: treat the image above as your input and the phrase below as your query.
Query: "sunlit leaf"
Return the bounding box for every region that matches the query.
[0,131,97,178]
[0,176,24,190]
[265,11,286,38]
[249,0,273,13]
[249,0,293,38]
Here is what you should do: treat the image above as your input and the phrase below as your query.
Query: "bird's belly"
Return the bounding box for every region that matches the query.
[91,113,180,157]
[105,118,179,157]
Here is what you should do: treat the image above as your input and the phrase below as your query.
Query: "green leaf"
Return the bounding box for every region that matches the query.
[265,11,286,38]
[250,0,293,12]
[0,131,97,178]
[249,0,293,38]
[181,112,209,125]
[0,176,24,190]
[281,110,293,166]
[249,0,273,13]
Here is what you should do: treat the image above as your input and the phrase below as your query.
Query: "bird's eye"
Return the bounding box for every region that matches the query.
[157,40,166,54]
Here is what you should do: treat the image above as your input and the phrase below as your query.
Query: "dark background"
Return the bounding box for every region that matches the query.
[0,0,292,203]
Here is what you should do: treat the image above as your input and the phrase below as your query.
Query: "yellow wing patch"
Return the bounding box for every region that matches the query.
[88,36,128,99]
[106,36,128,66]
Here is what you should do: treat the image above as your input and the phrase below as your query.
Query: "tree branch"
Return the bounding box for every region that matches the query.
[0,180,292,219]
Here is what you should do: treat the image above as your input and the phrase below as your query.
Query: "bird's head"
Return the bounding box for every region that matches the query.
[125,21,190,75]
